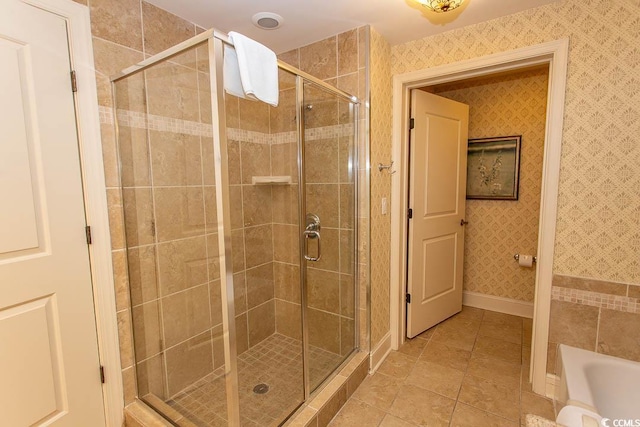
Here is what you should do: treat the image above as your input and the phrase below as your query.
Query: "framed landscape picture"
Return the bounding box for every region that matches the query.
[466,135,522,200]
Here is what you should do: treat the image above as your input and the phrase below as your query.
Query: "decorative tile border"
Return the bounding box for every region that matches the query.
[98,105,113,126]
[226,128,272,144]
[305,123,355,141]
[552,286,640,314]
[99,106,354,144]
[99,106,211,137]
[117,109,213,137]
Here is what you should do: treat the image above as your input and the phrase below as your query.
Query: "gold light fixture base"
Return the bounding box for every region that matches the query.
[417,0,464,13]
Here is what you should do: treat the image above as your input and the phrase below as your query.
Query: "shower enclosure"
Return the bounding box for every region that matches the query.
[112,30,364,426]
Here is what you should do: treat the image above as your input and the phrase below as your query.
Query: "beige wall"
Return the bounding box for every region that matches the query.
[391,0,640,285]
[368,0,640,351]
[369,28,393,348]
[434,67,549,302]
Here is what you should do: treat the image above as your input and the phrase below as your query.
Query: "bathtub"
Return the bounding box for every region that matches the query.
[556,344,640,426]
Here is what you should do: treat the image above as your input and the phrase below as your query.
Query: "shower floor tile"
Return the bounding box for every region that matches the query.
[165,333,344,426]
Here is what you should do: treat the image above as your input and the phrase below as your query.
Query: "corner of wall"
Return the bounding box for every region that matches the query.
[368,27,394,348]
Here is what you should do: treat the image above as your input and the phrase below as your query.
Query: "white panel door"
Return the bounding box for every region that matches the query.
[0,1,105,425]
[406,89,469,338]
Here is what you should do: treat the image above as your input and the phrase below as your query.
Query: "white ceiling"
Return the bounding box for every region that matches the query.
[146,0,560,54]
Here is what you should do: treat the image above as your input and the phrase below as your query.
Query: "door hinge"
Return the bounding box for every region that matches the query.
[70,70,78,92]
[406,293,411,304]
[408,208,413,219]
[100,365,105,384]
[85,226,92,244]
[409,118,415,130]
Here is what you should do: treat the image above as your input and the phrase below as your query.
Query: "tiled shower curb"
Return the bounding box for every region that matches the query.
[285,351,369,427]
[123,351,370,426]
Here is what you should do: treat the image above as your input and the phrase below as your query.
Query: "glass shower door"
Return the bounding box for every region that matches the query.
[302,82,357,392]
[222,64,306,425]
[113,44,232,425]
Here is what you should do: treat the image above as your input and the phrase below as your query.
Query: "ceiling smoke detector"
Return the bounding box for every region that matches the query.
[252,12,283,30]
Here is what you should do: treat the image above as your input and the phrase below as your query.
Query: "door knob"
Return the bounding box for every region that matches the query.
[460,219,469,226]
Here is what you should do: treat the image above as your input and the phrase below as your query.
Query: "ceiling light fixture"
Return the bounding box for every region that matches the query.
[251,12,284,30]
[417,0,464,13]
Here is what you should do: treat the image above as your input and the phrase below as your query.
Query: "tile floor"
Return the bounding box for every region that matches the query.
[163,334,344,426]
[328,307,556,427]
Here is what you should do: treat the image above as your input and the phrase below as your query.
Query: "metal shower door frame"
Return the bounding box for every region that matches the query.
[112,28,360,426]
[297,79,361,399]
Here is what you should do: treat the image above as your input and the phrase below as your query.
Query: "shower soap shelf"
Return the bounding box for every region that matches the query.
[252,176,292,185]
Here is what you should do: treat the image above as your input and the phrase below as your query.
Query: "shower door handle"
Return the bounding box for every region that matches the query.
[304,213,322,262]
[304,230,322,262]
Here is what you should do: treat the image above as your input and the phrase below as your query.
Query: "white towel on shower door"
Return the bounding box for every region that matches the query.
[223,32,279,106]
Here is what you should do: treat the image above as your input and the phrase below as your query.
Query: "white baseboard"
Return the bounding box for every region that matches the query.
[369,332,391,374]
[463,291,534,319]
[546,373,558,399]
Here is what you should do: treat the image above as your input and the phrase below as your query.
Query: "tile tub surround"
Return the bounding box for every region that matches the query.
[547,275,640,374]
[328,307,555,427]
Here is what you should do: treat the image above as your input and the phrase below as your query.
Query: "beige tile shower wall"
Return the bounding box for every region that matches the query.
[117,43,225,399]
[434,67,549,302]
[391,0,640,286]
[271,53,304,346]
[270,77,303,348]
[369,28,393,348]
[226,94,278,356]
[84,0,220,406]
[274,27,368,356]
[548,276,640,373]
[85,0,370,406]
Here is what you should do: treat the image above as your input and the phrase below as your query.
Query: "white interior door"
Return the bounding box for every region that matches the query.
[406,89,469,338]
[0,1,106,425]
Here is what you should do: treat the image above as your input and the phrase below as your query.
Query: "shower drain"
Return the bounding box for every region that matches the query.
[253,383,270,394]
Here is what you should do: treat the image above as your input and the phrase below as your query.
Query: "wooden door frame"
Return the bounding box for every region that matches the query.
[389,39,569,395]
[20,0,123,425]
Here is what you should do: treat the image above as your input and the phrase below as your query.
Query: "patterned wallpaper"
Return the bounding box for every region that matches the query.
[369,28,393,347]
[434,67,549,302]
[391,0,640,286]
